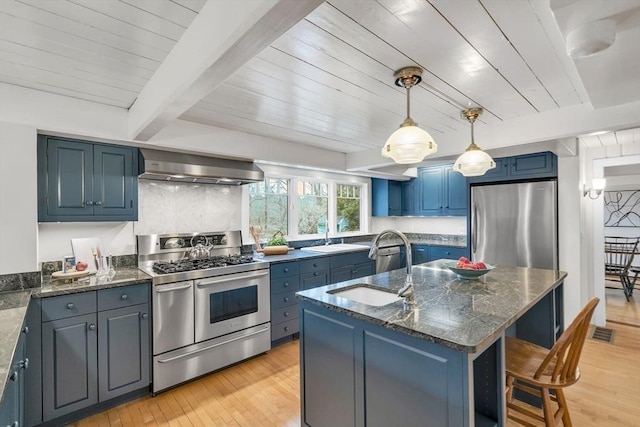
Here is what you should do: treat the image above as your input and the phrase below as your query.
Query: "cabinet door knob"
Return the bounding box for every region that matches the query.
[94,201,102,206]
[19,358,29,370]
[284,326,289,332]
[284,268,289,273]
[89,324,96,331]
[284,297,289,303]
[9,370,18,382]
[141,313,148,319]
[283,282,289,287]
[66,302,75,309]
[121,294,128,300]
[313,263,318,267]
[284,311,289,317]
[22,326,29,335]
[85,201,93,206]
[313,272,318,276]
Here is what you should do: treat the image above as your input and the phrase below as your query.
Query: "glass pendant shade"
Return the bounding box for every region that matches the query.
[453,144,496,176]
[454,107,496,177]
[382,123,437,164]
[382,67,437,164]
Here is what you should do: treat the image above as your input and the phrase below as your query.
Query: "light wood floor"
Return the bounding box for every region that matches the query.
[72,291,640,427]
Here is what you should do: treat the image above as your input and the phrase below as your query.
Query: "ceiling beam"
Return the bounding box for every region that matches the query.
[128,0,324,141]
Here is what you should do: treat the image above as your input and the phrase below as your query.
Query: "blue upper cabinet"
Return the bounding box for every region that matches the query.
[417,167,443,216]
[469,152,557,184]
[38,135,138,222]
[416,164,468,217]
[372,178,402,216]
[401,179,417,215]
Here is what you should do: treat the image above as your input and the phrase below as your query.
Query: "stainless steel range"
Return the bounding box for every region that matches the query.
[137,230,270,393]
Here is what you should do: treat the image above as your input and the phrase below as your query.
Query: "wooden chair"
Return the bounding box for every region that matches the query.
[505,297,600,427]
[604,236,639,301]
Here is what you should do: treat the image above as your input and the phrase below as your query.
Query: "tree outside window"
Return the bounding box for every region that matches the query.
[298,181,328,235]
[249,178,288,238]
[336,184,360,233]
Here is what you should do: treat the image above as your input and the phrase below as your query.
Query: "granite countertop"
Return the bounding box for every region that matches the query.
[0,289,31,404]
[296,259,566,353]
[36,267,152,297]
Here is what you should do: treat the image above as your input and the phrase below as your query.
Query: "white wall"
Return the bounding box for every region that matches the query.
[0,122,38,274]
[557,155,583,325]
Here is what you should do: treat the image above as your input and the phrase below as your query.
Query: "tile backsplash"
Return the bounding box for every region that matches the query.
[135,181,242,235]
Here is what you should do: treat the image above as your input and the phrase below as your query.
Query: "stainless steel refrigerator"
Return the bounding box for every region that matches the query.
[471,180,558,269]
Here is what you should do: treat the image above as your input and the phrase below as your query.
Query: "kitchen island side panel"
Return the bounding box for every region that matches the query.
[300,302,472,427]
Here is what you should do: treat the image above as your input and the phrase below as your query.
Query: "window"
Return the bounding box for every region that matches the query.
[336,184,360,233]
[246,171,366,241]
[249,178,288,237]
[297,181,328,235]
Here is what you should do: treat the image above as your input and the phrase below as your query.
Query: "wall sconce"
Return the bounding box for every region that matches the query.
[583,178,606,199]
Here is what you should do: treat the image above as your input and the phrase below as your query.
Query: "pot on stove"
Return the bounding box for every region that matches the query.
[188,234,212,259]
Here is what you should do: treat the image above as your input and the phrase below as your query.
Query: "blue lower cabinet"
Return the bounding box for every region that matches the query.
[430,246,469,261]
[0,323,26,427]
[300,303,469,427]
[270,261,301,344]
[40,283,151,423]
[412,245,429,265]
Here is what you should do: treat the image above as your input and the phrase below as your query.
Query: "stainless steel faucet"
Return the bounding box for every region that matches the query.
[368,229,414,304]
[325,229,332,246]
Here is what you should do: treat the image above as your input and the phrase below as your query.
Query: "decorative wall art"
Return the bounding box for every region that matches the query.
[604,190,640,227]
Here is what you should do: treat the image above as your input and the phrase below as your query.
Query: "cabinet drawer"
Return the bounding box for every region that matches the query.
[271,306,299,325]
[97,283,149,311]
[331,251,370,269]
[270,261,299,278]
[271,318,299,341]
[271,275,301,295]
[271,290,298,311]
[300,257,330,273]
[430,246,468,261]
[42,292,97,321]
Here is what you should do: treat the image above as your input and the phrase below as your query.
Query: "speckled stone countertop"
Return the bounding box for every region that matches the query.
[0,267,151,405]
[0,289,31,404]
[296,259,566,353]
[35,267,151,297]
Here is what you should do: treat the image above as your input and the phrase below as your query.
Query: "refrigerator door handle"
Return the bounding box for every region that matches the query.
[472,204,478,255]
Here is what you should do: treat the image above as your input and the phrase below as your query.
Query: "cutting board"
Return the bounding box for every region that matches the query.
[71,237,105,273]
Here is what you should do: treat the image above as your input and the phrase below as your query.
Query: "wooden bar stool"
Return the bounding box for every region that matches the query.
[505,297,600,426]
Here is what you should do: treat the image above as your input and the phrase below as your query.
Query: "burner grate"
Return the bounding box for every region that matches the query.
[152,255,255,274]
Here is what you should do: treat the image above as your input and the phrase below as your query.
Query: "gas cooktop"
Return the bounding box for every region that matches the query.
[152,255,256,274]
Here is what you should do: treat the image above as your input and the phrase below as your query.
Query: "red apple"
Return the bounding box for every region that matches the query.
[76,261,88,271]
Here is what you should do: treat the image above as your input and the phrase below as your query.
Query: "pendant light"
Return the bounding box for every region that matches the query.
[382,67,437,164]
[453,107,496,177]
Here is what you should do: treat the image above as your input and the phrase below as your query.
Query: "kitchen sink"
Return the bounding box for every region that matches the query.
[329,285,402,306]
[300,243,369,253]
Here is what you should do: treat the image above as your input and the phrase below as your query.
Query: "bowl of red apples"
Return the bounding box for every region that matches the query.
[445,257,494,279]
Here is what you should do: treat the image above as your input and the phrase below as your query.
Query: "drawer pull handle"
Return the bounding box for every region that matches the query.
[9,370,18,382]
[284,268,289,273]
[283,282,289,287]
[85,201,93,206]
[284,326,289,332]
[141,313,148,319]
[89,324,96,331]
[284,297,289,303]
[121,294,128,300]
[19,358,29,370]
[313,272,318,276]
[284,312,289,317]
[313,263,318,267]
[66,303,75,310]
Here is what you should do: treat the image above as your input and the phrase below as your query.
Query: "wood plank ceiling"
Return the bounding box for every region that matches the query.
[0,0,638,171]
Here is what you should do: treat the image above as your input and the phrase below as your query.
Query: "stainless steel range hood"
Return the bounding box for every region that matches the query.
[138,148,264,185]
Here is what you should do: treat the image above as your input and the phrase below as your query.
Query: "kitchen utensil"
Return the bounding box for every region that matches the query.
[444,262,494,279]
[51,270,90,282]
[71,237,105,273]
[164,237,184,249]
[188,234,211,259]
[249,225,262,251]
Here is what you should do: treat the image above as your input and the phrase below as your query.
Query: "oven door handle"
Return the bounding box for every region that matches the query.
[195,270,269,288]
[155,283,192,293]
[156,324,270,364]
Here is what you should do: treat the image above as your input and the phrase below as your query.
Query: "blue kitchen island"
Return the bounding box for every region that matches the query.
[296,260,565,427]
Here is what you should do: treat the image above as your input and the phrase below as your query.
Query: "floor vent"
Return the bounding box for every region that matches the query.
[589,326,615,344]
